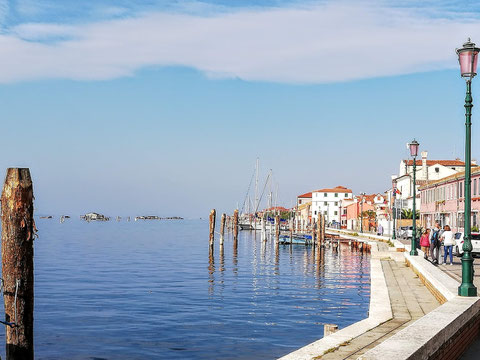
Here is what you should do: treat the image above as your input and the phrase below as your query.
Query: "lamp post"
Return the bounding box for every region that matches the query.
[392,179,397,240]
[408,139,419,256]
[457,38,479,297]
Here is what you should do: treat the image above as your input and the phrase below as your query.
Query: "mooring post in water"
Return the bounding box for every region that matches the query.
[275,215,280,241]
[321,214,326,246]
[233,209,239,243]
[220,213,226,246]
[209,209,216,248]
[1,168,35,360]
[316,215,321,249]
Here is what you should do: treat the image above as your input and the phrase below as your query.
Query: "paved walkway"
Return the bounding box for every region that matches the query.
[320,244,440,359]
[396,237,480,360]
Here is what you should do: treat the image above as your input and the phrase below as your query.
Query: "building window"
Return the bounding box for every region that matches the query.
[324,202,327,206]
[324,211,327,215]
[345,193,348,197]
[314,211,317,215]
[460,182,463,198]
[324,193,327,197]
[435,167,440,173]
[335,202,338,206]
[334,211,338,215]
[299,199,302,204]
[458,213,465,228]
[335,193,338,197]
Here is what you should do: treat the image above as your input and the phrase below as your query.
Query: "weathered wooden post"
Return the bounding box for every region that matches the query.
[219,213,226,245]
[1,168,35,360]
[275,215,280,242]
[321,214,326,246]
[209,209,216,248]
[317,215,322,249]
[233,210,239,243]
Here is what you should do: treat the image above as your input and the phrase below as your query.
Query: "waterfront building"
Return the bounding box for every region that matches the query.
[339,197,355,229]
[295,191,312,230]
[391,151,470,213]
[296,201,312,231]
[311,186,353,224]
[345,195,375,231]
[297,192,312,207]
[419,166,480,232]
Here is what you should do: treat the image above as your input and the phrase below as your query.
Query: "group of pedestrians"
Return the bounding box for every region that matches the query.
[419,222,456,265]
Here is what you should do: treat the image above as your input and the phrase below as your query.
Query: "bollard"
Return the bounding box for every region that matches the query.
[209,209,216,248]
[324,324,338,337]
[1,168,35,360]
[220,213,226,246]
[233,209,239,243]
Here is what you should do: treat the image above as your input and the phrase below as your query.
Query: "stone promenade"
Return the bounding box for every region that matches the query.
[320,243,440,359]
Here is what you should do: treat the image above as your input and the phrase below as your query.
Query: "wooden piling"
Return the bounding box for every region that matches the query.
[311,221,315,246]
[317,215,322,249]
[1,168,35,360]
[275,215,280,241]
[233,209,239,243]
[220,213,226,246]
[209,209,216,248]
[320,214,325,246]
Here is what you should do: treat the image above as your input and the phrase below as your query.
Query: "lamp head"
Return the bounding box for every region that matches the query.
[457,38,480,80]
[408,139,419,158]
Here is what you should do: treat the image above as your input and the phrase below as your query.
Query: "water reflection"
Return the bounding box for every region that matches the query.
[204,228,370,360]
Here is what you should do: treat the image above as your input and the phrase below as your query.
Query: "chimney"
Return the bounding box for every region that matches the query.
[421,151,428,180]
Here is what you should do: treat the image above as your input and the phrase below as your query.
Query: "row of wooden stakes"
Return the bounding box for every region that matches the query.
[208,209,331,249]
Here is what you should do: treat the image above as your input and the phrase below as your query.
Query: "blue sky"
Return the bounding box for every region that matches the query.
[0,0,479,217]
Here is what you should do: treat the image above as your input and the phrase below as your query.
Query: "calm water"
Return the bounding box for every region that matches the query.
[0,219,370,359]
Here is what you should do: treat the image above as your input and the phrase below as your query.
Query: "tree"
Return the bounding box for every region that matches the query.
[401,209,419,219]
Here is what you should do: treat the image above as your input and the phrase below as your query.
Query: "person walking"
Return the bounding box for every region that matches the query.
[420,229,431,260]
[441,225,455,265]
[430,222,442,264]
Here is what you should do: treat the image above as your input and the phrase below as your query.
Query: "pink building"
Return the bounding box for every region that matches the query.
[345,195,375,231]
[419,166,480,232]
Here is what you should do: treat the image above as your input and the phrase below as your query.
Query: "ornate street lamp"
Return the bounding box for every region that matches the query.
[392,179,397,240]
[408,139,419,256]
[457,38,479,297]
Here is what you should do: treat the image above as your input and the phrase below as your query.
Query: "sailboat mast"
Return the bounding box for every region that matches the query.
[255,158,259,214]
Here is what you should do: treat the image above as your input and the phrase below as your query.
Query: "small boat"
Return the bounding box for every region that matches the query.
[239,223,254,230]
[278,234,313,245]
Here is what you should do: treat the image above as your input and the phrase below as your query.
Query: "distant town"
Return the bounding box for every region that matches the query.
[294,152,474,236]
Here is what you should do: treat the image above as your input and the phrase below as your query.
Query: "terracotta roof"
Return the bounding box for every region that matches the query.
[356,194,376,203]
[314,186,352,193]
[404,159,466,167]
[297,192,312,198]
[419,166,480,190]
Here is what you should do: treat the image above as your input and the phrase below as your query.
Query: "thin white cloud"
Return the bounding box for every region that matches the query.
[0,1,479,83]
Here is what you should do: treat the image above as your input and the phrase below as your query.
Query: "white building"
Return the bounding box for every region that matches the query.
[312,186,353,224]
[391,151,471,211]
